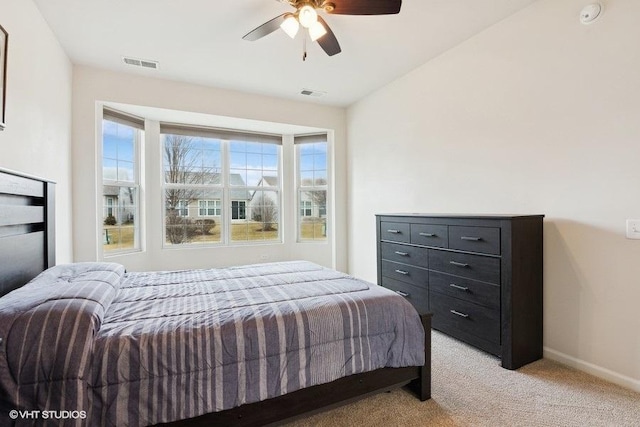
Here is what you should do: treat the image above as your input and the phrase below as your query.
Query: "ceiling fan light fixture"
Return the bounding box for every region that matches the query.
[308,20,327,41]
[298,5,318,28]
[280,14,300,38]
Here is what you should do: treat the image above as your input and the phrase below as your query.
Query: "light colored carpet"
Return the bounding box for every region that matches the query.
[284,331,640,427]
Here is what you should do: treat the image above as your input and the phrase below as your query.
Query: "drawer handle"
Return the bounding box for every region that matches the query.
[394,290,410,298]
[394,269,409,275]
[394,251,409,256]
[387,229,401,234]
[460,236,482,241]
[450,310,469,318]
[449,284,469,291]
[449,261,469,268]
[419,232,436,237]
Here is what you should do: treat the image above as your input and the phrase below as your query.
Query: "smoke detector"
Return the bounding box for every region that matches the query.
[580,3,602,25]
[122,56,159,69]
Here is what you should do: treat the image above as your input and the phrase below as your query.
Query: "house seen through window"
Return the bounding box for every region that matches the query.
[161,124,282,246]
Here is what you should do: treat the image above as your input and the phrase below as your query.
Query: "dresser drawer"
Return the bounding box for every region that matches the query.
[381,242,428,266]
[381,260,429,289]
[380,221,410,243]
[429,250,500,285]
[449,226,500,255]
[429,271,500,309]
[410,224,448,248]
[381,277,429,314]
[430,291,500,345]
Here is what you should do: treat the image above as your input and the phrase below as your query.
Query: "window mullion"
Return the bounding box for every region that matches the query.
[222,140,230,245]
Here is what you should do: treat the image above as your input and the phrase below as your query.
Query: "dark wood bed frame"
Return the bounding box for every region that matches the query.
[0,168,55,297]
[0,167,432,427]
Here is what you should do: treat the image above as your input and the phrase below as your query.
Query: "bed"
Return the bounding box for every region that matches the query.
[0,168,431,427]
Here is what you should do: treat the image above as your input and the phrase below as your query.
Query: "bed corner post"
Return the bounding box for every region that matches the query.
[45,181,56,268]
[410,312,432,401]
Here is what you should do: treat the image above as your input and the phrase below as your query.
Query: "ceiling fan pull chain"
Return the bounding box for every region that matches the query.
[303,35,308,61]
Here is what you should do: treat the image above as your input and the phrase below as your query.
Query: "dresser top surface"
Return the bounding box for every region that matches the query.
[376,213,544,220]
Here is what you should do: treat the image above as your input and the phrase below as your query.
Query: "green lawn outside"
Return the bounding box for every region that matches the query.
[104,220,326,252]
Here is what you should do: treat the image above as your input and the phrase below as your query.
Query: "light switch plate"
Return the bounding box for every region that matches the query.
[626,219,640,239]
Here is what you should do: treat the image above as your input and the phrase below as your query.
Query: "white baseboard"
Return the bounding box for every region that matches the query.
[544,347,640,393]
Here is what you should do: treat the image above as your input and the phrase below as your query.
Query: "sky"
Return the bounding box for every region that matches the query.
[103,119,328,187]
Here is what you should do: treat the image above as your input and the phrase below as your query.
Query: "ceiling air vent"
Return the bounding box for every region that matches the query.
[122,56,159,70]
[300,88,326,97]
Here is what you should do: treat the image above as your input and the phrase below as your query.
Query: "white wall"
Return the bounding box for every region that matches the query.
[72,66,347,272]
[0,0,73,262]
[347,0,640,390]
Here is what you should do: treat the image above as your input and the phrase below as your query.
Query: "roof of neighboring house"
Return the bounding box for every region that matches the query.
[106,172,255,200]
[230,190,252,200]
[259,176,278,187]
[103,186,120,197]
[161,171,252,201]
[229,173,245,186]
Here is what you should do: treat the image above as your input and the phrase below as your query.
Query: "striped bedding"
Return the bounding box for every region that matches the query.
[0,260,425,426]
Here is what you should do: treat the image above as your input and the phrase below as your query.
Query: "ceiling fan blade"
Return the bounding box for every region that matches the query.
[328,0,401,15]
[316,17,342,56]
[242,13,287,41]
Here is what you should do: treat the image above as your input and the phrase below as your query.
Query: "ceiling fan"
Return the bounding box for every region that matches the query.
[242,0,402,58]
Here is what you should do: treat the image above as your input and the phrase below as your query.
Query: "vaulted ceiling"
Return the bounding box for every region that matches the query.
[34,0,537,106]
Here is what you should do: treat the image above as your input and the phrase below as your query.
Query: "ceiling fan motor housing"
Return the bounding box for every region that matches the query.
[286,0,335,13]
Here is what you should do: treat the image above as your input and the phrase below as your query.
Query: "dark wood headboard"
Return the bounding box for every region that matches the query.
[0,168,55,297]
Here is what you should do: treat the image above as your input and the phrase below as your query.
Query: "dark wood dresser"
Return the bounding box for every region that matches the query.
[376,214,544,370]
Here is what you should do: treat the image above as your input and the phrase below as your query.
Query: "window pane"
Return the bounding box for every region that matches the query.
[263,144,278,155]
[263,154,278,172]
[230,141,246,152]
[229,140,280,187]
[299,189,327,240]
[230,169,248,186]
[161,132,281,248]
[103,119,137,184]
[103,159,118,181]
[300,154,314,172]
[232,191,279,243]
[117,139,134,163]
[163,134,222,185]
[103,186,139,253]
[300,171,314,186]
[314,170,327,185]
[246,170,262,187]
[118,161,135,182]
[297,137,328,243]
[246,153,262,169]
[230,152,246,169]
[102,116,140,255]
[165,189,222,246]
[245,142,263,154]
[314,153,327,170]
